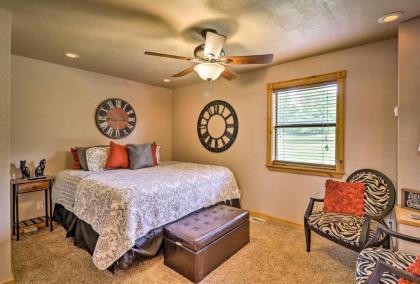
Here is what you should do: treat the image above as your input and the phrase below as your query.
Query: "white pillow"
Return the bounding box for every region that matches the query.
[86,147,110,172]
[156,145,161,164]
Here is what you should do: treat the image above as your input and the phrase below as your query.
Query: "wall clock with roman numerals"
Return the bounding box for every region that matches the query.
[95,98,136,139]
[197,100,238,153]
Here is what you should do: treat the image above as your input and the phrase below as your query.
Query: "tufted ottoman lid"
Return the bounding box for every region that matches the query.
[164,205,249,251]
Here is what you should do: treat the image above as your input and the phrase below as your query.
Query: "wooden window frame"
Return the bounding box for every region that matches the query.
[266,70,346,178]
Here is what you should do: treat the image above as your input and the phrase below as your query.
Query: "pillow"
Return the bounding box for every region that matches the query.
[70,148,82,170]
[86,147,110,172]
[323,179,365,216]
[126,144,154,169]
[399,256,420,284]
[105,142,129,169]
[76,147,89,171]
[76,145,109,171]
[151,143,161,165]
[155,145,161,164]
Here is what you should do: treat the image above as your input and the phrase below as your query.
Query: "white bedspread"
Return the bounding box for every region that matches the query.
[52,162,240,270]
[52,170,93,212]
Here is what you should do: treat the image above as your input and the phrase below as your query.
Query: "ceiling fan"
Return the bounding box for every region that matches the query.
[144,29,273,81]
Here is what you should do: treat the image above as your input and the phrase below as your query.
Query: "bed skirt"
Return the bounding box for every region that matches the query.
[53,199,240,271]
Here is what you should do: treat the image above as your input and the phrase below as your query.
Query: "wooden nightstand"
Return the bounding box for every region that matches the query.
[395,205,420,255]
[11,176,53,241]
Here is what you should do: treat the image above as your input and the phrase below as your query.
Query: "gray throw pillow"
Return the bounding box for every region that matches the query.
[126,144,154,170]
[76,147,89,171]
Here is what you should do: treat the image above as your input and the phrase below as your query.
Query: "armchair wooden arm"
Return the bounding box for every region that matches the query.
[304,198,324,221]
[364,261,420,284]
[365,226,420,249]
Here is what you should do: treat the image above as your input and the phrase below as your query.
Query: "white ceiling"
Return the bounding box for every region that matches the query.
[1,0,420,88]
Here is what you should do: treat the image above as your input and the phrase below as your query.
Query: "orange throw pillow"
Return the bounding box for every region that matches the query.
[70,148,82,170]
[105,142,129,169]
[399,256,420,284]
[151,143,158,166]
[323,179,365,216]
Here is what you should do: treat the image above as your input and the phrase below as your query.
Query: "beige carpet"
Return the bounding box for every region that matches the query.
[12,221,357,283]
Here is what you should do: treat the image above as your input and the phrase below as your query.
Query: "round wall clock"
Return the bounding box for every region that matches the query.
[197,100,238,152]
[95,98,136,139]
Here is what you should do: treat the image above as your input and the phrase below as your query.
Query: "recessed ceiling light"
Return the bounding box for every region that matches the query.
[65,52,80,58]
[163,78,171,82]
[377,12,404,24]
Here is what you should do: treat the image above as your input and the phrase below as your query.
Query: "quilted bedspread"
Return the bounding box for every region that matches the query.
[52,162,241,270]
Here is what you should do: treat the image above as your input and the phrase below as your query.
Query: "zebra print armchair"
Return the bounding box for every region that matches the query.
[304,169,396,252]
[356,226,420,284]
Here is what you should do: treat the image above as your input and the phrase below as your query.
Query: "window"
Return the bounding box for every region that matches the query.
[266,71,345,177]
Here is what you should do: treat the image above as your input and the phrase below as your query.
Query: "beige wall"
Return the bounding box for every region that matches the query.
[398,18,420,201]
[0,8,13,284]
[11,55,172,220]
[172,39,398,224]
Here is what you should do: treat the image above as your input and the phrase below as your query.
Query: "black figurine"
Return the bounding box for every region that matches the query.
[35,159,46,177]
[20,160,30,179]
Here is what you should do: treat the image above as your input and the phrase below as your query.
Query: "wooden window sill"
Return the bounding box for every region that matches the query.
[266,163,344,178]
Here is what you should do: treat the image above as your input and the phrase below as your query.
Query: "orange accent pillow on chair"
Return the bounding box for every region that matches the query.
[399,256,420,284]
[323,179,365,216]
[105,142,129,169]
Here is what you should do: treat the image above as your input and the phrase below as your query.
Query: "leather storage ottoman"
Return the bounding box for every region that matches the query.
[164,205,249,283]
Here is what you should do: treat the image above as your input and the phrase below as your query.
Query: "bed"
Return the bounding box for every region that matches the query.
[52,161,241,271]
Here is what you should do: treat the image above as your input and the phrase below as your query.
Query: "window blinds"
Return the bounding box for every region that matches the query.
[273,82,337,167]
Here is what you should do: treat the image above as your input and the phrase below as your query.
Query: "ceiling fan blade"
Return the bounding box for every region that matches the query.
[144,51,193,61]
[204,31,226,59]
[224,54,273,64]
[222,67,239,81]
[172,66,195,77]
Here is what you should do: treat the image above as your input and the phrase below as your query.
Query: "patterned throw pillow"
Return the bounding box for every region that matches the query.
[86,147,110,172]
[323,179,365,216]
[155,145,161,164]
[399,256,420,284]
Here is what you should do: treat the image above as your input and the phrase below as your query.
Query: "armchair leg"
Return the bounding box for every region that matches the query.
[304,223,311,252]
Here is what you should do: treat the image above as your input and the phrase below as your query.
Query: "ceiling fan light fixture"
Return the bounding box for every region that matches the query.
[194,63,225,81]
